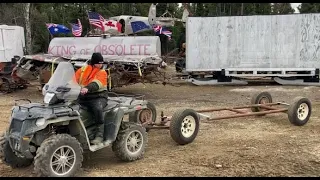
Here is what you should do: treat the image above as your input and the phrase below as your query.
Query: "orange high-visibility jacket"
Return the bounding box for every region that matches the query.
[75,65,107,92]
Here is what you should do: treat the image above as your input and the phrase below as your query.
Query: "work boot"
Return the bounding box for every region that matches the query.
[90,125,104,145]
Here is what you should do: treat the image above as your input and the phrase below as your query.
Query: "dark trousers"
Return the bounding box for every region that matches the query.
[79,97,108,125]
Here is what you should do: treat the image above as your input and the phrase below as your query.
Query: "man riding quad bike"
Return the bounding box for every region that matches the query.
[75,52,109,145]
[0,58,157,177]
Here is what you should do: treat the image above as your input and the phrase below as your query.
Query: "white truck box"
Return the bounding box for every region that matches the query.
[186,14,320,85]
[0,25,25,63]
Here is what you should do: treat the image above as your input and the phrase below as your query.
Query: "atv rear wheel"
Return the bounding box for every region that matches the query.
[129,102,157,132]
[34,134,83,177]
[112,122,147,162]
[0,132,33,168]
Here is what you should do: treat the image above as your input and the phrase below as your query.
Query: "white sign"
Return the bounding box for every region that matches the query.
[48,36,161,58]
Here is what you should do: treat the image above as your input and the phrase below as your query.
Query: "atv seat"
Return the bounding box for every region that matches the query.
[80,100,118,112]
[103,100,119,111]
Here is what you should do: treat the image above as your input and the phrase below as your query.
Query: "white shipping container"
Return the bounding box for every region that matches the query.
[0,25,25,63]
[186,14,320,72]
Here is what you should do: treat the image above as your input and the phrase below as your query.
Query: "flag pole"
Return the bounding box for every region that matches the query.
[86,10,92,36]
[68,22,73,37]
[45,23,51,39]
[45,23,54,52]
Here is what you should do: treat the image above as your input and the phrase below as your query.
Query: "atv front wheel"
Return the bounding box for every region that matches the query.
[112,122,147,162]
[34,134,83,177]
[0,132,33,168]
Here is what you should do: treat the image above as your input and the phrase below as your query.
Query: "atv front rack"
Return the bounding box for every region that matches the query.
[14,99,78,118]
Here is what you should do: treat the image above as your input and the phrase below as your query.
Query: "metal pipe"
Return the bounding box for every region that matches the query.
[228,109,246,114]
[148,126,170,129]
[196,102,282,113]
[206,108,288,121]
[259,104,280,110]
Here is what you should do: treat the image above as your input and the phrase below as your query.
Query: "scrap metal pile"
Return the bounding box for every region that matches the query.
[14,35,171,90]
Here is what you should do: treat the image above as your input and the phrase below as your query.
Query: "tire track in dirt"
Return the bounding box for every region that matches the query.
[1,81,320,176]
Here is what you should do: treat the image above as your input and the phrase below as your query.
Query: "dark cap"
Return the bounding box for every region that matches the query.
[90,52,104,65]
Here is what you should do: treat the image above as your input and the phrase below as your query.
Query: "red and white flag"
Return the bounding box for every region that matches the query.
[102,20,122,33]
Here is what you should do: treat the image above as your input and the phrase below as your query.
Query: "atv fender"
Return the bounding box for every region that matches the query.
[31,112,92,150]
[103,108,125,142]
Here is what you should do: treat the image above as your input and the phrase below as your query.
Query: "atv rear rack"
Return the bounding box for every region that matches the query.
[108,92,145,101]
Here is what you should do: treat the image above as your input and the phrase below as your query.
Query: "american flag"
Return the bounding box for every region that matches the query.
[153,25,162,32]
[88,11,105,30]
[153,25,172,40]
[70,19,82,37]
[161,29,172,40]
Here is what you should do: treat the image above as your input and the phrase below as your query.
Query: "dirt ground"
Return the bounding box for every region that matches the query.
[1,71,320,176]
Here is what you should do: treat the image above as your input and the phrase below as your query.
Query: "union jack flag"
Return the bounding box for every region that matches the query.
[88,11,105,30]
[70,19,82,37]
[153,25,172,40]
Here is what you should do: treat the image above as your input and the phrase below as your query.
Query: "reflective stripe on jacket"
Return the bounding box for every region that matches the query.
[75,65,107,92]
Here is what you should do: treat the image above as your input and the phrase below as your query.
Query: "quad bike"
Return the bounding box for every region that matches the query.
[0,62,155,177]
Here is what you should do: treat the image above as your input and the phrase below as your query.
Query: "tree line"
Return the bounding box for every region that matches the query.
[0,3,318,55]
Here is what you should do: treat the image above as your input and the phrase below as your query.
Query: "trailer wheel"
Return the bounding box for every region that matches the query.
[287,97,312,126]
[169,109,200,145]
[251,91,272,114]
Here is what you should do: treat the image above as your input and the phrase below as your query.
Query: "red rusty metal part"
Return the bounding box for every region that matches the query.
[146,102,289,129]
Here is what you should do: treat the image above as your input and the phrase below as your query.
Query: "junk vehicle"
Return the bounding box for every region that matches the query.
[12,4,191,90]
[0,25,28,93]
[183,13,320,86]
[14,35,165,90]
[0,61,200,177]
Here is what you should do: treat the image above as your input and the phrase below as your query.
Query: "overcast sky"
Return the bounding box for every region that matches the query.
[291,3,301,13]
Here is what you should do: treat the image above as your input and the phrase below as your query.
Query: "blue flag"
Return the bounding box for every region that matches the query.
[46,23,71,35]
[130,21,150,33]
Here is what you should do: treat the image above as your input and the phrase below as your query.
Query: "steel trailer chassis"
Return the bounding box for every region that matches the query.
[143,91,312,145]
[179,68,320,86]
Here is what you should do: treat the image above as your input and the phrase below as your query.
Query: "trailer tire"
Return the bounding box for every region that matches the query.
[129,102,157,132]
[169,109,200,145]
[251,91,272,114]
[287,97,312,126]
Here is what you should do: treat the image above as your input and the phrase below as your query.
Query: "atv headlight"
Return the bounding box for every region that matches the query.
[44,92,57,105]
[35,118,46,127]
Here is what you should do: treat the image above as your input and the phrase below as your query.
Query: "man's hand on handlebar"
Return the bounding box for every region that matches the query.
[80,87,88,95]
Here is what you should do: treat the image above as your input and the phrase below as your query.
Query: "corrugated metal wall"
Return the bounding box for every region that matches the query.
[186,14,320,71]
